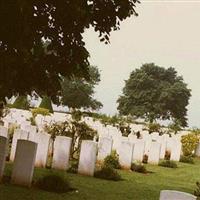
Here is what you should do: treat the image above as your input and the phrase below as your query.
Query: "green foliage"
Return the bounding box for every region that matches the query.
[180,155,194,164]
[71,110,83,121]
[12,96,29,110]
[194,181,200,199]
[35,174,72,193]
[61,66,102,111]
[31,108,50,118]
[0,1,139,99]
[67,160,79,174]
[147,123,161,134]
[168,119,182,134]
[117,63,191,126]
[94,166,122,181]
[159,160,178,168]
[104,151,121,169]
[39,96,53,113]
[131,163,147,173]
[44,120,97,159]
[181,133,199,156]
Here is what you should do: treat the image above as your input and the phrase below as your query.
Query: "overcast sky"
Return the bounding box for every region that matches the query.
[83,0,200,128]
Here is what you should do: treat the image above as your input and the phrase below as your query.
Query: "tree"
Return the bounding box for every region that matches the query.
[117,63,191,127]
[39,95,54,113]
[61,66,102,111]
[0,1,139,101]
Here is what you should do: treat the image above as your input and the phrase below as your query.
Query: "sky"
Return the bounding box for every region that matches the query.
[83,0,200,128]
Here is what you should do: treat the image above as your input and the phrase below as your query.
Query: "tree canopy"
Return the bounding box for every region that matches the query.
[117,63,191,127]
[0,0,139,100]
[61,66,102,111]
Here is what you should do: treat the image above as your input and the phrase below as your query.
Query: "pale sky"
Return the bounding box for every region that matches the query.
[83,0,200,128]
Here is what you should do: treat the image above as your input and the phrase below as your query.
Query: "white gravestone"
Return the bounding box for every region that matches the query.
[195,141,200,157]
[35,132,51,168]
[160,190,197,200]
[11,140,37,187]
[0,136,8,181]
[157,136,167,159]
[170,140,182,161]
[148,142,161,164]
[97,137,113,161]
[0,126,8,138]
[132,140,145,162]
[52,136,72,170]
[119,141,133,169]
[78,140,97,176]
[10,129,28,162]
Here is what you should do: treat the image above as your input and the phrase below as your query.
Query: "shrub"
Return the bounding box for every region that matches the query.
[31,107,50,118]
[159,160,177,168]
[131,163,147,173]
[104,151,121,169]
[148,123,161,133]
[181,133,199,156]
[35,174,72,193]
[180,155,194,164]
[142,154,148,164]
[94,166,121,181]
[165,151,171,160]
[39,96,53,113]
[12,95,29,110]
[67,160,78,174]
[194,181,200,199]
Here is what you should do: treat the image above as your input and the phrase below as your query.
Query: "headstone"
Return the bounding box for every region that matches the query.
[78,140,97,176]
[97,137,113,161]
[119,141,133,169]
[0,126,8,138]
[157,136,167,159]
[151,132,159,141]
[52,136,72,170]
[159,190,197,200]
[170,140,182,161]
[132,140,145,162]
[195,142,200,157]
[35,132,50,168]
[0,136,8,181]
[11,140,37,187]
[148,142,161,164]
[10,129,28,162]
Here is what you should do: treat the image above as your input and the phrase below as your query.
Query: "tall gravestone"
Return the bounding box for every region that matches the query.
[78,140,97,176]
[11,140,37,187]
[195,142,200,157]
[0,136,8,182]
[132,140,145,162]
[0,126,8,138]
[148,142,161,164]
[52,136,72,170]
[119,141,133,169]
[157,136,167,159]
[170,140,182,161]
[97,137,113,161]
[159,190,197,200]
[35,132,50,168]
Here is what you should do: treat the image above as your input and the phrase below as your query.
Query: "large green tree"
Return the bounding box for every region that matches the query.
[61,66,102,111]
[117,63,191,127]
[0,0,139,100]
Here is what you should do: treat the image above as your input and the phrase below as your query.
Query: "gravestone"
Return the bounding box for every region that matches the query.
[159,190,197,200]
[78,140,97,176]
[0,136,8,181]
[151,132,159,141]
[195,142,200,157]
[35,132,51,168]
[11,140,37,187]
[157,136,167,159]
[97,137,113,161]
[52,136,72,170]
[170,141,182,161]
[119,141,133,169]
[0,126,8,138]
[132,140,145,162]
[148,142,161,164]
[23,125,37,141]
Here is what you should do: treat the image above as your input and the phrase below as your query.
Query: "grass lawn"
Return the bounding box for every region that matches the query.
[1,158,200,200]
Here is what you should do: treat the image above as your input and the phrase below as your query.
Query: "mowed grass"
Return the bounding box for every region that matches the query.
[1,158,200,200]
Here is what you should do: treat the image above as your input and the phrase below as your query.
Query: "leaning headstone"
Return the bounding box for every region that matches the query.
[11,140,37,187]
[52,136,72,170]
[78,140,97,176]
[0,136,8,181]
[10,129,28,162]
[132,140,145,162]
[170,140,182,161]
[34,132,50,168]
[148,142,161,164]
[119,141,133,169]
[0,126,8,138]
[159,190,197,200]
[97,137,113,161]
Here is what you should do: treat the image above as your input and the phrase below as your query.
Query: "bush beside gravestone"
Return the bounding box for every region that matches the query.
[39,96,53,113]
